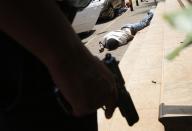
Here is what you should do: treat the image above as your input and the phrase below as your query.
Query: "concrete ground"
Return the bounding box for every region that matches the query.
[79,0,158,61]
[91,1,166,130]
[78,0,192,130]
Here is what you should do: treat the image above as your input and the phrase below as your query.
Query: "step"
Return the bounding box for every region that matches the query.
[177,0,191,8]
[97,22,151,131]
[159,0,192,130]
[97,1,166,131]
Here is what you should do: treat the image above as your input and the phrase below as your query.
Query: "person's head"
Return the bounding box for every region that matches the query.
[105,38,119,50]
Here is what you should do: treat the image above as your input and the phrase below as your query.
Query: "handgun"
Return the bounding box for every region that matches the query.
[54,53,139,126]
[103,53,139,126]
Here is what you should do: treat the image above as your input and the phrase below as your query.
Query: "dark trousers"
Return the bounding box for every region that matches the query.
[121,10,154,32]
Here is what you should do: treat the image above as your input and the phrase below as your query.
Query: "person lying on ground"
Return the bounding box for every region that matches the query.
[99,8,155,52]
[99,28,134,51]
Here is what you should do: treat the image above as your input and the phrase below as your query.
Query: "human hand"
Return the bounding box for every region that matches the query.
[49,52,118,119]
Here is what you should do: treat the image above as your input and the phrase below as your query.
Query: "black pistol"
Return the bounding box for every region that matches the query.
[103,53,139,126]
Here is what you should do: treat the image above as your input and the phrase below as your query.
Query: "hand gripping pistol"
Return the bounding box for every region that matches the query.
[103,53,139,126]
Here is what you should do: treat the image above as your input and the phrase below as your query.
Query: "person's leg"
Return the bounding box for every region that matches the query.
[140,12,154,26]
[121,23,133,29]
[121,9,154,35]
[127,11,154,33]
[121,22,143,35]
[130,22,145,31]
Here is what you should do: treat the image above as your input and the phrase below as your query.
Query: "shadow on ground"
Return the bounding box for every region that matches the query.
[96,17,115,25]
[78,30,96,40]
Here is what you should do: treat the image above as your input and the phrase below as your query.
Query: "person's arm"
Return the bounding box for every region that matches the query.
[0,0,117,117]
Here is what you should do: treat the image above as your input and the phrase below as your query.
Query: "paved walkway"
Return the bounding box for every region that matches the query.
[82,0,159,61]
[94,0,192,130]
[80,1,166,131]
[116,1,165,130]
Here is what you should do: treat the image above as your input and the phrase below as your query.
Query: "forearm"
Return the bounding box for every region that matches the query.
[0,0,118,116]
[0,0,91,68]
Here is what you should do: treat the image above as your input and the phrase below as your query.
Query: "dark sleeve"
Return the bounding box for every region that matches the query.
[56,1,77,23]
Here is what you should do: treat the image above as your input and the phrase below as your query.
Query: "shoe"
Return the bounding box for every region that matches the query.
[148,8,155,15]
